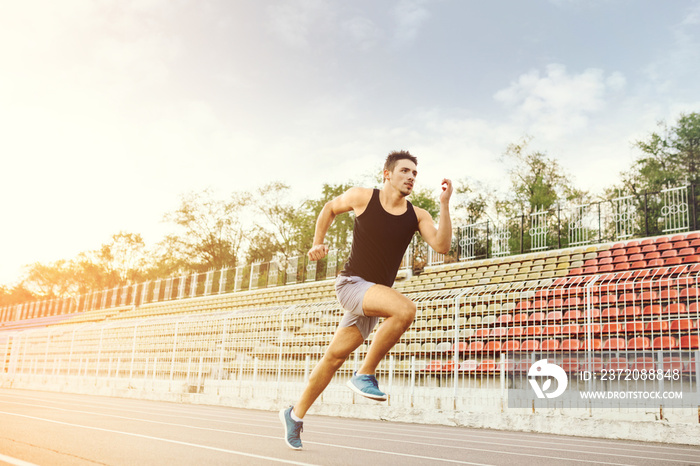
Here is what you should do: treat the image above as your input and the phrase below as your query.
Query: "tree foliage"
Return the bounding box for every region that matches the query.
[622,112,700,193]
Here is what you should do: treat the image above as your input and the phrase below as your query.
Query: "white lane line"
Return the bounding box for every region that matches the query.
[0,411,316,466]
[0,409,489,466]
[0,401,679,466]
[0,453,40,466]
[3,392,693,456]
[3,392,698,463]
[4,392,697,460]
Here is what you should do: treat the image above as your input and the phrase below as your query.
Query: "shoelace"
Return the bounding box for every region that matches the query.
[293,421,303,436]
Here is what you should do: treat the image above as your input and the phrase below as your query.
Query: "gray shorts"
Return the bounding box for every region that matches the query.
[335,275,379,340]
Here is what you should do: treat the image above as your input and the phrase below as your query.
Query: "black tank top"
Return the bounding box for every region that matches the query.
[341,189,418,287]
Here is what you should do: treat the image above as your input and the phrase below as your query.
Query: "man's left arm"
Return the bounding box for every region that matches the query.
[417,179,453,254]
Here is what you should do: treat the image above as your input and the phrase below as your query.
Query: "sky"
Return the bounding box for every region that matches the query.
[1,0,699,287]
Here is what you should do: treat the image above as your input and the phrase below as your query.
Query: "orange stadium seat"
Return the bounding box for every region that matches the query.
[652,336,677,350]
[603,337,627,350]
[561,339,582,351]
[628,337,651,350]
[680,335,699,349]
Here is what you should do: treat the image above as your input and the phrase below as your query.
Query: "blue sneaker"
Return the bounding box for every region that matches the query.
[279,407,303,450]
[346,372,387,401]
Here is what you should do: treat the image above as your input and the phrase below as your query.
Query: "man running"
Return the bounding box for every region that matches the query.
[280,150,452,450]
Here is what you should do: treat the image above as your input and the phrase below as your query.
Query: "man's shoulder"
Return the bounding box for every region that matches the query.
[345,187,374,203]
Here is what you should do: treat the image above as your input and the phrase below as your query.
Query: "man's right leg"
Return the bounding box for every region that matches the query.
[292,324,365,418]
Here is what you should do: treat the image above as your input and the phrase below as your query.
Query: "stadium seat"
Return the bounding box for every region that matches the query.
[601,307,620,319]
[540,339,560,351]
[643,304,662,315]
[476,359,498,372]
[484,341,502,353]
[662,357,685,372]
[507,327,524,337]
[581,357,603,372]
[425,360,443,371]
[561,358,580,372]
[467,341,485,353]
[666,303,687,314]
[607,357,628,371]
[603,337,626,350]
[645,320,669,331]
[503,340,520,351]
[625,321,645,334]
[519,340,540,351]
[670,319,695,331]
[627,337,651,350]
[652,336,677,349]
[680,335,699,349]
[602,322,624,334]
[561,339,582,351]
[583,338,602,350]
[563,310,582,321]
[631,357,656,371]
[459,360,478,371]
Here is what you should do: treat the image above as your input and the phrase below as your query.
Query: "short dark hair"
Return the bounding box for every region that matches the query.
[384,150,418,173]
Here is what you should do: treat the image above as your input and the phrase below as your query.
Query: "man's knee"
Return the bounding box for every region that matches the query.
[398,300,416,325]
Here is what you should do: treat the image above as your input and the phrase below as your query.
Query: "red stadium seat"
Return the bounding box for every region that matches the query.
[670,319,695,331]
[495,314,513,325]
[425,360,443,371]
[563,310,582,321]
[607,357,628,371]
[545,310,563,321]
[601,307,620,319]
[680,287,700,298]
[520,340,540,351]
[652,336,677,350]
[507,327,524,337]
[529,312,545,323]
[561,339,582,351]
[503,340,520,351]
[603,337,627,350]
[561,324,580,335]
[525,326,542,337]
[627,337,651,350]
[645,320,669,331]
[540,339,560,351]
[561,358,580,372]
[581,357,603,372]
[663,357,685,372]
[631,357,656,371]
[583,339,602,350]
[489,328,508,338]
[602,322,624,334]
[642,304,662,315]
[477,360,498,372]
[467,341,485,353]
[625,321,645,334]
[665,257,683,265]
[512,312,529,324]
[680,335,699,349]
[484,341,502,353]
[666,303,687,314]
[660,289,679,300]
[623,306,641,317]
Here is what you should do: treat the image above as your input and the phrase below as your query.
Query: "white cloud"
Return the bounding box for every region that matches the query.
[265,0,335,49]
[494,64,626,140]
[392,0,430,46]
[342,16,382,51]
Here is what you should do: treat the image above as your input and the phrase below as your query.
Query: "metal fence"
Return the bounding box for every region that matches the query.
[2,184,698,323]
[3,267,699,414]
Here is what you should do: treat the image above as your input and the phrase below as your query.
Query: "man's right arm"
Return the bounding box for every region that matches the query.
[307,187,371,261]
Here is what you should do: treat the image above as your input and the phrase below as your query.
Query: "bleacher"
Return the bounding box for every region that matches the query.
[1,232,699,412]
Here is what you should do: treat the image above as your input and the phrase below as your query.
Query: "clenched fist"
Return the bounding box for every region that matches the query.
[308,244,329,261]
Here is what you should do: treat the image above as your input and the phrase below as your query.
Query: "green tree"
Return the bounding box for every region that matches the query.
[163,188,250,272]
[623,112,700,192]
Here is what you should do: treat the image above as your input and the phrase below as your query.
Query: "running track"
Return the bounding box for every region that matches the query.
[0,389,697,465]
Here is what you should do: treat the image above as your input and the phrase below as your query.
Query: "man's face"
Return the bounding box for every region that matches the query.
[385,159,417,196]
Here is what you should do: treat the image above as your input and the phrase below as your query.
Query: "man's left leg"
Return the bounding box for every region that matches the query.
[345,284,415,400]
